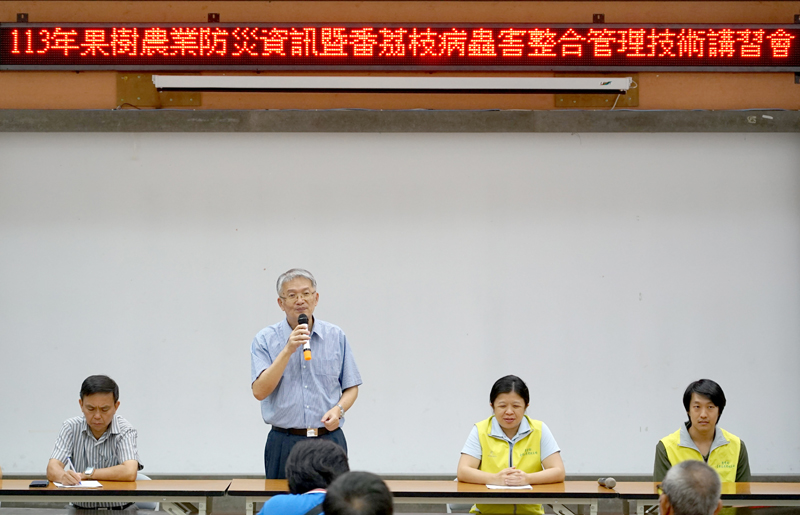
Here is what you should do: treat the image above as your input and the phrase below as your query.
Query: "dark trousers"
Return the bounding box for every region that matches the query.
[264,428,348,479]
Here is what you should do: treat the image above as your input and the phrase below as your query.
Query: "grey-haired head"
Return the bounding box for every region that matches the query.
[276,268,317,296]
[660,461,722,515]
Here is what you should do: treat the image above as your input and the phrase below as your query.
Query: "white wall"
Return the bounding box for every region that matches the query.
[1,132,798,475]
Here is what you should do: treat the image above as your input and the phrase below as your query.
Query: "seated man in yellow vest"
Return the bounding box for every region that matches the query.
[654,379,750,482]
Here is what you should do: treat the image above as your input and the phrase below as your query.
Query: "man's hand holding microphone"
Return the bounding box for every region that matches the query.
[286,313,311,358]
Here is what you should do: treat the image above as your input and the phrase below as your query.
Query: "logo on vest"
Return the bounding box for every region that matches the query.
[717,460,735,469]
[519,448,539,457]
[488,451,497,458]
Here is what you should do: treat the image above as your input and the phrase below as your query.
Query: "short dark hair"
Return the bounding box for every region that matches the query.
[80,375,119,402]
[490,375,530,406]
[285,439,350,494]
[661,460,721,515]
[682,379,726,422]
[322,471,393,515]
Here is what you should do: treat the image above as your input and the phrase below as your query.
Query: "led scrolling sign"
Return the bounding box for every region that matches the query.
[0,23,798,71]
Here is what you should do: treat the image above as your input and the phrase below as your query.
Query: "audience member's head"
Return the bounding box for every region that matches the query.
[285,439,350,495]
[659,461,722,515]
[322,471,393,515]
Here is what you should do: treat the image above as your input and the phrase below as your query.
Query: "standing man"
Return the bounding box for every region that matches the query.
[654,379,750,482]
[46,375,142,509]
[251,268,362,479]
[659,460,723,515]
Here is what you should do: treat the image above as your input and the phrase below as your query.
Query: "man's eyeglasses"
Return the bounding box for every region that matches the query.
[281,291,316,303]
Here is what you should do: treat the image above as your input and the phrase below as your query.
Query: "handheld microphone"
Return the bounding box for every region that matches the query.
[597,477,616,489]
[298,314,311,361]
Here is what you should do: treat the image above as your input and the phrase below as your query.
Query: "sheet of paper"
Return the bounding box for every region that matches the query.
[54,480,103,488]
[486,484,533,490]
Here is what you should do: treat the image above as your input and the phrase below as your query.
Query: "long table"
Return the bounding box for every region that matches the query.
[616,482,800,515]
[0,479,231,515]
[228,479,617,515]
[6,478,798,515]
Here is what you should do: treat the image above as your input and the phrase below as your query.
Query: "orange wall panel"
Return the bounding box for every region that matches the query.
[0,72,117,109]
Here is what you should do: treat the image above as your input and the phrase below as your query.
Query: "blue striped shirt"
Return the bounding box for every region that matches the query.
[50,414,142,508]
[251,318,362,429]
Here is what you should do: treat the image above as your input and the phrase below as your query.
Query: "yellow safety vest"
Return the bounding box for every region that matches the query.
[472,416,544,515]
[661,428,741,482]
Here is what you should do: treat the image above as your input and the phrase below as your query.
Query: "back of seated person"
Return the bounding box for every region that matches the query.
[257,438,350,515]
[322,471,393,515]
[659,460,723,515]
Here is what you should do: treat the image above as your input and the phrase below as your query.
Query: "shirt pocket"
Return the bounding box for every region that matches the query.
[316,358,340,379]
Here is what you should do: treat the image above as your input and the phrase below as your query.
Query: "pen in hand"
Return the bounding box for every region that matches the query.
[63,457,82,486]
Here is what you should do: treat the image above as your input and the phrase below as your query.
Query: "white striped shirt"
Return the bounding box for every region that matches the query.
[50,414,142,508]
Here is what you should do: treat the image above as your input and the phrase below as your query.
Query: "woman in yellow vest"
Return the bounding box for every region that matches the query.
[457,375,566,515]
[654,379,750,483]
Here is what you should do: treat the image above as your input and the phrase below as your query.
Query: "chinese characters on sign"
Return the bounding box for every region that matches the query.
[1,24,798,70]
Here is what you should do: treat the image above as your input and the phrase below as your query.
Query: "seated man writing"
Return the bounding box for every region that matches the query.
[258,439,350,515]
[46,375,142,509]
